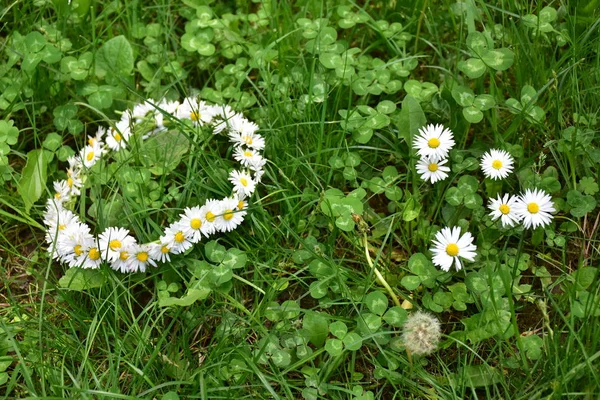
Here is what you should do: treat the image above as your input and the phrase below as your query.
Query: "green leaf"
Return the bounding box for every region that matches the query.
[320,53,343,69]
[209,264,233,286]
[139,130,190,175]
[376,100,396,114]
[205,241,227,263]
[158,287,211,307]
[401,275,421,290]
[18,149,48,213]
[463,106,484,123]
[474,94,495,111]
[162,391,180,400]
[520,85,537,105]
[95,35,135,78]
[303,311,329,347]
[271,349,291,367]
[222,248,247,269]
[567,190,596,217]
[324,338,344,356]
[365,291,389,315]
[343,332,363,351]
[318,27,338,45]
[309,280,329,298]
[459,365,502,388]
[521,335,544,360]
[58,268,106,291]
[445,187,464,206]
[329,321,348,339]
[451,85,475,107]
[357,313,382,333]
[397,95,426,141]
[335,214,355,231]
[578,177,599,196]
[466,31,488,53]
[458,58,486,79]
[383,306,408,327]
[481,49,514,71]
[539,6,557,23]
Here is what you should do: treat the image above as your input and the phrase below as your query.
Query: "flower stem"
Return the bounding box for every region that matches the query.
[362,233,401,308]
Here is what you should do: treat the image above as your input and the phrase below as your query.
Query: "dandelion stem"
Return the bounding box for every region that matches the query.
[362,233,401,308]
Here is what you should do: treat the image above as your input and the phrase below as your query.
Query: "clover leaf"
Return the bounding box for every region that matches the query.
[505,85,546,123]
[567,189,597,218]
[451,85,495,123]
[458,31,514,79]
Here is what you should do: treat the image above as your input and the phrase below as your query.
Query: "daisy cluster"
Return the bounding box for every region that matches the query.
[414,123,556,272]
[43,97,266,272]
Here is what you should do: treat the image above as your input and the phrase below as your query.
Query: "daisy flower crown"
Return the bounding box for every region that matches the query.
[43,97,266,273]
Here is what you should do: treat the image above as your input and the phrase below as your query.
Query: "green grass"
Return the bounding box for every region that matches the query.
[1,0,600,398]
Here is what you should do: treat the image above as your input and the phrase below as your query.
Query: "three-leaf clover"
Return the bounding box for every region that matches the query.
[324,321,363,356]
[320,188,366,231]
[452,85,495,123]
[458,31,514,79]
[505,85,546,123]
[0,120,19,165]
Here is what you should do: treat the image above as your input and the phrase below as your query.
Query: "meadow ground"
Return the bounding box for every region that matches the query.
[1,0,600,399]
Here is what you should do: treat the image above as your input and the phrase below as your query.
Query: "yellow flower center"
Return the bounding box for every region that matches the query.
[492,160,503,170]
[55,193,61,199]
[244,150,253,158]
[243,135,253,145]
[190,111,200,121]
[499,204,510,214]
[446,243,459,257]
[428,138,440,148]
[58,224,66,230]
[191,218,202,230]
[223,210,234,220]
[109,239,121,251]
[174,231,185,243]
[74,245,83,256]
[161,245,170,254]
[114,132,122,142]
[86,151,95,161]
[88,248,100,260]
[136,252,149,262]
[206,211,216,222]
[527,202,540,214]
[428,163,438,172]
[120,251,129,261]
[240,177,248,187]
[237,200,245,210]
[88,138,96,146]
[67,177,74,188]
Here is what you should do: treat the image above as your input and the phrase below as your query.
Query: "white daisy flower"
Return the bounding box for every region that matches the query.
[80,142,103,168]
[148,242,172,263]
[161,222,193,254]
[179,206,206,243]
[212,105,238,134]
[105,120,132,151]
[215,198,244,232]
[79,246,103,269]
[67,155,83,175]
[227,113,250,134]
[65,172,82,197]
[513,188,556,229]
[45,211,80,257]
[233,147,262,168]
[131,100,155,121]
[108,241,137,273]
[488,194,522,227]
[229,170,256,197]
[480,149,514,180]
[416,156,450,184]
[176,97,216,126]
[98,227,137,263]
[413,123,456,159]
[235,194,248,219]
[126,243,157,273]
[201,200,221,236]
[430,226,477,272]
[229,131,265,150]
[87,129,104,147]
[53,180,71,203]
[57,222,95,267]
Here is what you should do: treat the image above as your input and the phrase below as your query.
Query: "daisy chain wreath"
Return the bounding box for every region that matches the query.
[43,97,266,273]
